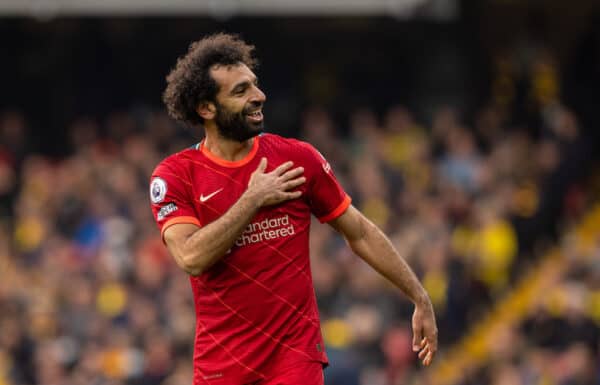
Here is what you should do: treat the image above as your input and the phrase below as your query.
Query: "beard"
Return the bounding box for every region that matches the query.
[214,101,264,142]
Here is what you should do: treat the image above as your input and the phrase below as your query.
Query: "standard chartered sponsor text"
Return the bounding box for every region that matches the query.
[235,215,295,247]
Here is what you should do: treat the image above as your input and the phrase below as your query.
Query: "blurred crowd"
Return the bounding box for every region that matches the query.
[445,221,600,385]
[0,100,598,385]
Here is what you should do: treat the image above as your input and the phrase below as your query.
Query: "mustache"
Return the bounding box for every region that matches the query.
[242,101,263,114]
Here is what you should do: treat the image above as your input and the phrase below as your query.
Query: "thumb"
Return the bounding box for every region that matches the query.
[412,321,423,352]
[256,157,267,172]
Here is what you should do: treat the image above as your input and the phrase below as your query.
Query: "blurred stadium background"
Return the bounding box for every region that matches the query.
[1,0,600,384]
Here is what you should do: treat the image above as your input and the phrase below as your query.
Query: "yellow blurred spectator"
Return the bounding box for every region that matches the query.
[423,270,448,311]
[14,216,46,253]
[475,218,517,292]
[96,282,128,318]
[322,318,354,349]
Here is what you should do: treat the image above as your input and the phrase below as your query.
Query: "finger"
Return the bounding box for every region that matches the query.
[282,191,302,200]
[282,177,306,191]
[428,345,437,363]
[412,324,423,352]
[426,329,438,352]
[418,346,429,360]
[427,340,437,357]
[280,166,304,181]
[427,339,437,355]
[255,157,267,173]
[272,161,294,176]
[423,350,434,366]
[428,345,437,360]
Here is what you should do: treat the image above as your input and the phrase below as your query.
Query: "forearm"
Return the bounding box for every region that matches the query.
[331,205,437,364]
[348,218,430,305]
[176,191,261,275]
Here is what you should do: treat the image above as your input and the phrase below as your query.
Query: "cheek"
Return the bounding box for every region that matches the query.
[222,98,245,112]
[227,105,245,119]
[215,96,244,113]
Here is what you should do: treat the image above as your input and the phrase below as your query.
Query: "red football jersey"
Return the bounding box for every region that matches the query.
[149,133,351,384]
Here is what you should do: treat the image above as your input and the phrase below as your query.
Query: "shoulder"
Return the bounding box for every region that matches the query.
[151,145,199,177]
[260,134,330,183]
[149,147,199,203]
[150,146,199,194]
[259,133,321,159]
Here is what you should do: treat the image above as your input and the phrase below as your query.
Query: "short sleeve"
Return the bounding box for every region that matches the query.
[300,142,351,222]
[149,159,201,240]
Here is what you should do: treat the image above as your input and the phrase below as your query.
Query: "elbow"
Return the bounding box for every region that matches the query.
[178,253,206,276]
[184,265,204,277]
[165,232,211,276]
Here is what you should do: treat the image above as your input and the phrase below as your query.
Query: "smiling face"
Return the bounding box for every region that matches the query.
[208,63,266,142]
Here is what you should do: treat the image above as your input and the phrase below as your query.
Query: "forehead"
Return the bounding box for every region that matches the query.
[210,63,256,92]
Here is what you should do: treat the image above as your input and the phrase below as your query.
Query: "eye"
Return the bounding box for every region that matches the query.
[233,86,247,95]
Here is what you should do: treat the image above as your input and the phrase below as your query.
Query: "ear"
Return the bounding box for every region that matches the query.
[196,101,216,121]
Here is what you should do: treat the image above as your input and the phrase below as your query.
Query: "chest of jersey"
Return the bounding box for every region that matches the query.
[187,154,312,253]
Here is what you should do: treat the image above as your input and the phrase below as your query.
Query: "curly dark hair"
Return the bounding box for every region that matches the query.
[163,33,258,126]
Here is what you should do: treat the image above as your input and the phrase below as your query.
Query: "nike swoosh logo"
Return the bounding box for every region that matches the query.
[200,188,223,202]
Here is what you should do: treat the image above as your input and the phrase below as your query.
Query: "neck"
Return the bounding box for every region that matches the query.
[203,125,254,162]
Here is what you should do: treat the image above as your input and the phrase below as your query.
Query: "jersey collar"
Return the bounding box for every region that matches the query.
[198,136,260,168]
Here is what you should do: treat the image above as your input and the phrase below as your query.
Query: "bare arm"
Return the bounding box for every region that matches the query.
[163,158,305,276]
[329,205,438,365]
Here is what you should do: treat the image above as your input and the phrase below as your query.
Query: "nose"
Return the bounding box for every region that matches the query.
[250,85,266,104]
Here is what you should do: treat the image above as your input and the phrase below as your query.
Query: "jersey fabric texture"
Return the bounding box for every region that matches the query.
[245,361,324,385]
[149,133,351,384]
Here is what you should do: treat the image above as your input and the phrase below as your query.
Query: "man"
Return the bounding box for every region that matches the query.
[150,33,437,385]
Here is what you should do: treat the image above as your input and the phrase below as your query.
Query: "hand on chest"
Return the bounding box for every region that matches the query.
[191,162,310,224]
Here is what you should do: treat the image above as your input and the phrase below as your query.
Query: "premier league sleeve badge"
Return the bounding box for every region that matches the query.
[150,177,168,203]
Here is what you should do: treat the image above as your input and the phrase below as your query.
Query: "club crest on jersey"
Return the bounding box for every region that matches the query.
[150,177,167,203]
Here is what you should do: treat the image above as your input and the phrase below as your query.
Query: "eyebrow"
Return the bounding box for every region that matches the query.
[229,77,258,95]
